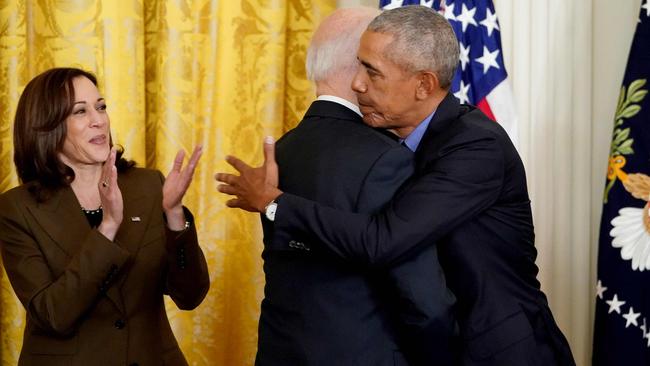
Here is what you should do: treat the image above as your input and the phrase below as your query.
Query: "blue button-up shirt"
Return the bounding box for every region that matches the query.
[400,110,435,152]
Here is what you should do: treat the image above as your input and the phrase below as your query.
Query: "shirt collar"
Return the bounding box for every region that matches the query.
[316,95,362,117]
[401,110,435,152]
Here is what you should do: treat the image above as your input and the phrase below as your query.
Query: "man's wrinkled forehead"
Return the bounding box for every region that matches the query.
[357,31,390,62]
[357,30,407,74]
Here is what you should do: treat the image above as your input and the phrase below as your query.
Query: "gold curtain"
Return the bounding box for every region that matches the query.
[0,0,335,365]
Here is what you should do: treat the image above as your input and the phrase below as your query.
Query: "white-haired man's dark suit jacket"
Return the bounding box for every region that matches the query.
[255,99,457,366]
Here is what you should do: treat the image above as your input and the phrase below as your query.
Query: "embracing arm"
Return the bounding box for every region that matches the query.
[272,135,504,266]
[218,135,504,267]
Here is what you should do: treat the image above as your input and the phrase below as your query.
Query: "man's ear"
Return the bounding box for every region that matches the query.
[415,71,440,100]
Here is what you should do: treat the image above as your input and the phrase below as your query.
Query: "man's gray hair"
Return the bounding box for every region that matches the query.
[306,9,377,82]
[368,6,459,89]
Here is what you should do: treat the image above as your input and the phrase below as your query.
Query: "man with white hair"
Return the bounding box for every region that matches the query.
[253,7,457,366]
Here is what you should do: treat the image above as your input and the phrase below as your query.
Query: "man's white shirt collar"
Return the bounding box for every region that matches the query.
[316,95,362,117]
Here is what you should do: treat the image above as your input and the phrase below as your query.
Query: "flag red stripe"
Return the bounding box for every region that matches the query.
[477,98,496,122]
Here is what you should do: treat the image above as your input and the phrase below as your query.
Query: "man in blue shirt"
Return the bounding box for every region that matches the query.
[217,5,574,366]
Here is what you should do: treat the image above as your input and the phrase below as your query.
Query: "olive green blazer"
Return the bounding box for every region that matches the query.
[0,168,210,366]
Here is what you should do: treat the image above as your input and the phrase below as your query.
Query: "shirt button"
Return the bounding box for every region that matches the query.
[114,319,126,329]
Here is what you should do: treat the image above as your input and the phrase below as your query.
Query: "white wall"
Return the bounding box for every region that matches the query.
[589,1,639,362]
[496,1,639,365]
[591,0,639,300]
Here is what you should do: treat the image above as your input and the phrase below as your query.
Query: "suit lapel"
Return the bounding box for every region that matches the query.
[26,187,126,313]
[25,180,153,256]
[26,187,91,257]
[113,175,156,292]
[415,93,462,172]
[114,193,152,254]
[26,175,156,315]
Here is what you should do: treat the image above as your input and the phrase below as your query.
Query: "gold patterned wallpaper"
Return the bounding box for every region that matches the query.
[0,1,335,365]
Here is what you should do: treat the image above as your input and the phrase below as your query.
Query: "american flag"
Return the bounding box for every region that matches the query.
[379,0,517,143]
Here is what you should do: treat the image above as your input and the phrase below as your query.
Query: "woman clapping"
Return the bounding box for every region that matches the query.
[0,67,209,366]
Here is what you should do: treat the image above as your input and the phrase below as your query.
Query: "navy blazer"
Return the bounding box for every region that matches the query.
[271,94,576,366]
[257,100,456,366]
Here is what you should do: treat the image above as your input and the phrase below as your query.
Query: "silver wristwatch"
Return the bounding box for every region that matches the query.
[264,200,278,222]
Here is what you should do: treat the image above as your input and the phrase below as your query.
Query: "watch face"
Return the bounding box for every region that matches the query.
[265,202,277,221]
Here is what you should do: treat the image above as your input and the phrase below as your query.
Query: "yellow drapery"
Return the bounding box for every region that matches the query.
[0,1,335,365]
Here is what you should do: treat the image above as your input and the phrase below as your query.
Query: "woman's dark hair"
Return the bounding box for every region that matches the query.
[13,67,134,202]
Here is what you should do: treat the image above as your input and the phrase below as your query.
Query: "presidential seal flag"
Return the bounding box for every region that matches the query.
[593,2,650,365]
[379,0,518,143]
